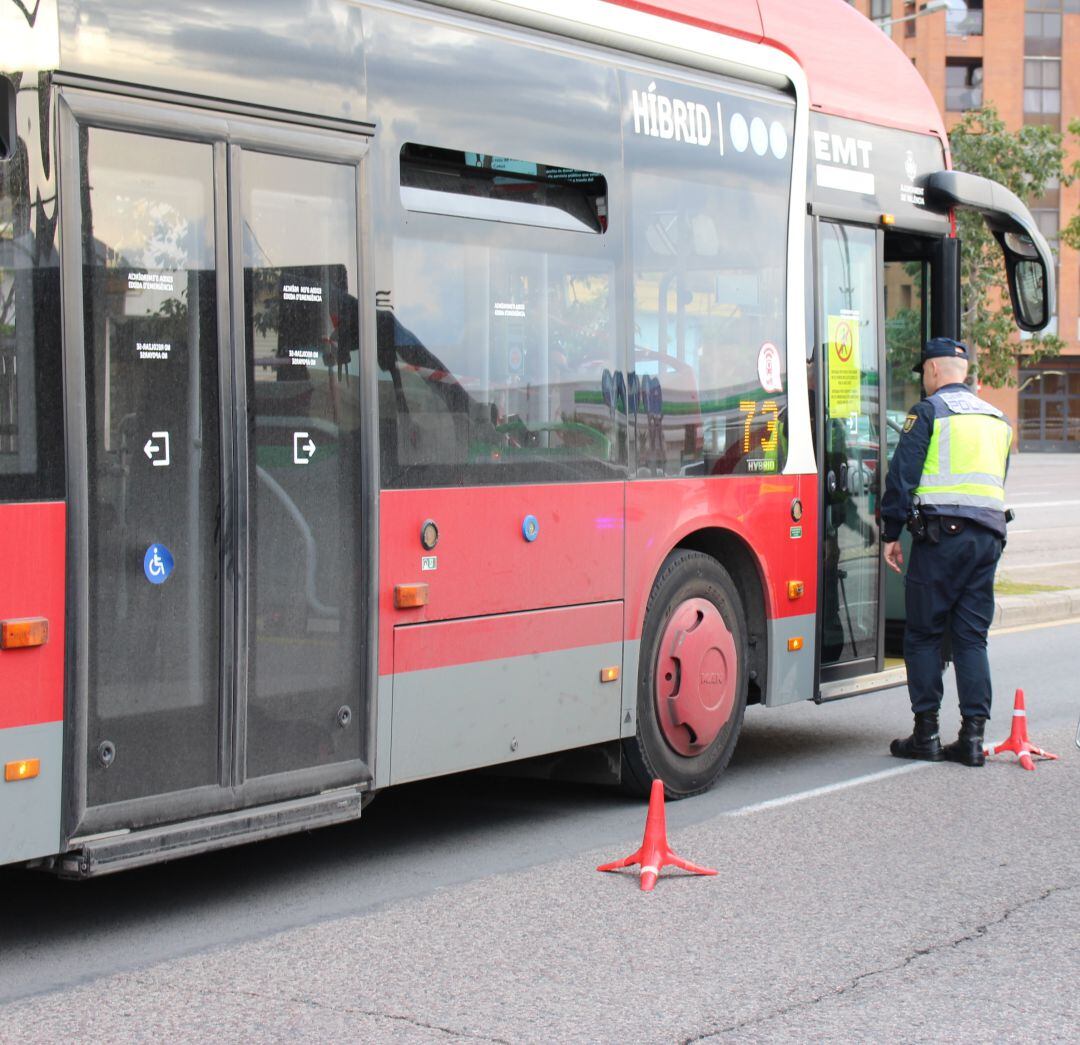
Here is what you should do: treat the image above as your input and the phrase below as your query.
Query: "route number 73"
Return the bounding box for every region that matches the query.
[738,400,780,454]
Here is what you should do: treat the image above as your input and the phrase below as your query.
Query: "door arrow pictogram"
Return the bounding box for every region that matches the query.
[293,431,316,464]
[143,431,171,467]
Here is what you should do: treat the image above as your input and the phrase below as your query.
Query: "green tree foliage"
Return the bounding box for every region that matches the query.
[1064,118,1080,254]
[948,106,1079,388]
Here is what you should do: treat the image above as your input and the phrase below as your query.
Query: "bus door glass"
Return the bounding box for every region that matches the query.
[882,234,933,655]
[65,98,368,829]
[817,222,883,673]
[238,148,364,780]
[76,126,224,807]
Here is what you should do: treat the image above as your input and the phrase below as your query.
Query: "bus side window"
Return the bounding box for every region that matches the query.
[377,145,621,489]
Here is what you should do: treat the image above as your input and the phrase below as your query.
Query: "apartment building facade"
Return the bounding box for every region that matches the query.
[849,0,1080,452]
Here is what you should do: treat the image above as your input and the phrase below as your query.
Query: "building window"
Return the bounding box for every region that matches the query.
[1018,362,1080,452]
[1024,0,1080,12]
[945,60,983,111]
[871,0,891,18]
[946,0,983,36]
[1031,207,1059,247]
[1024,59,1061,125]
[1029,204,1060,319]
[1024,11,1062,56]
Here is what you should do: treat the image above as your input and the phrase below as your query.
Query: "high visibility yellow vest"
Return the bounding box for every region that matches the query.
[914,389,1012,512]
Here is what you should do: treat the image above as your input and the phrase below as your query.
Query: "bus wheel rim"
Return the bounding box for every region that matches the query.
[655,597,737,757]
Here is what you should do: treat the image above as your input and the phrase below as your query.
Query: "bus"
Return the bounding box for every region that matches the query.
[0,0,1053,876]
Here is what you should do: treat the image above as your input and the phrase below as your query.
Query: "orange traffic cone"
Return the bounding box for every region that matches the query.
[985,688,1058,771]
[597,779,716,891]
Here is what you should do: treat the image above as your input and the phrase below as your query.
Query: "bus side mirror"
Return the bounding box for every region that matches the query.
[924,171,1055,334]
[998,231,1048,332]
[1,76,16,162]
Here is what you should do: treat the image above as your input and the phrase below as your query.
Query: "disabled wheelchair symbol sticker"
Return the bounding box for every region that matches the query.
[143,544,175,585]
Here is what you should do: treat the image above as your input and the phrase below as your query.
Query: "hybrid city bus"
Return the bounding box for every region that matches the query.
[0,0,1053,875]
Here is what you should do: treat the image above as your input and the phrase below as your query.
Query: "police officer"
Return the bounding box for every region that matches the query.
[881,337,1012,766]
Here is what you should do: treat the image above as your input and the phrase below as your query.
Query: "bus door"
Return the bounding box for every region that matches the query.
[60,92,371,842]
[816,221,884,678]
[881,231,939,655]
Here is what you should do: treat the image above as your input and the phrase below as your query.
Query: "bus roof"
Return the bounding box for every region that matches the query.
[605,0,947,140]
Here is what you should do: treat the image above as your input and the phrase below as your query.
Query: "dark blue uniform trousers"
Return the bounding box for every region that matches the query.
[904,523,1004,719]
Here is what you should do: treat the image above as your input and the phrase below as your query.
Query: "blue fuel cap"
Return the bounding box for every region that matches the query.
[522,514,539,542]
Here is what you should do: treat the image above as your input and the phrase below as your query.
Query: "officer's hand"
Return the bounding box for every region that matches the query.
[883,540,904,574]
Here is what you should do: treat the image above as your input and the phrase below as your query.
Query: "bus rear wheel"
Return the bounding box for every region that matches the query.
[622,549,748,799]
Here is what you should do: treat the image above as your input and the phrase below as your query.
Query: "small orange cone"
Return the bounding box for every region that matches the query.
[597,779,716,891]
[985,688,1058,771]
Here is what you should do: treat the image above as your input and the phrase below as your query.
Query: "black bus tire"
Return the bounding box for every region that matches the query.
[622,549,748,799]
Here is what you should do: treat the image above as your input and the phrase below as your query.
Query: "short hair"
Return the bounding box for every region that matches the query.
[934,356,969,380]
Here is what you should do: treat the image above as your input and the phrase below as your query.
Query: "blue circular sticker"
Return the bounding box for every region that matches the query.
[522,514,539,542]
[143,544,175,585]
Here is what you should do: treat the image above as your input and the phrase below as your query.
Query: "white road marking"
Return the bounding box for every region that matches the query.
[727,763,930,817]
[725,617,1074,819]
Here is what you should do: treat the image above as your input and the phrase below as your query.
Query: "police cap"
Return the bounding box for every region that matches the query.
[913,337,970,374]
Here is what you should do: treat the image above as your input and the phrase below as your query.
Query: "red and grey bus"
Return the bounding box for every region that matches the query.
[0,0,1053,875]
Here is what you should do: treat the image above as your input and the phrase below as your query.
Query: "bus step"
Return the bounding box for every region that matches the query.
[58,787,365,878]
[816,663,908,703]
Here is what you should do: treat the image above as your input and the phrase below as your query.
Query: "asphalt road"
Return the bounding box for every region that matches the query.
[998,454,1080,590]
[2,619,1077,1041]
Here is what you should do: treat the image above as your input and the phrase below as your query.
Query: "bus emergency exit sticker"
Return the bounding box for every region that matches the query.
[827,313,861,418]
[143,544,175,585]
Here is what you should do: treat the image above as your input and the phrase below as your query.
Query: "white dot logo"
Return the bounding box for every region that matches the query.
[750,117,769,157]
[770,121,789,160]
[729,113,749,153]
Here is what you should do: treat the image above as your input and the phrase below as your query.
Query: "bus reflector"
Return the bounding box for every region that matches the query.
[787,581,805,600]
[394,583,429,609]
[5,759,40,782]
[0,617,49,649]
[787,637,804,652]
[600,666,620,683]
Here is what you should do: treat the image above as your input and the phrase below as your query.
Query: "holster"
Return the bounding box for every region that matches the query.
[906,507,927,542]
[906,507,940,544]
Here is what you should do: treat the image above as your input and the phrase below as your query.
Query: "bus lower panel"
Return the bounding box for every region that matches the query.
[58,786,364,878]
[0,721,63,865]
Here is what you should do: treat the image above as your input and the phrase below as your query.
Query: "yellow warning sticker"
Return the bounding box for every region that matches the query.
[827,314,861,419]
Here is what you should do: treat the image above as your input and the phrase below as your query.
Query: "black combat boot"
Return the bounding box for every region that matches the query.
[942,716,987,767]
[890,711,945,761]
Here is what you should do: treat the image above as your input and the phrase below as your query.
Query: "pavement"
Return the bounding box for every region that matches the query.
[993,586,1080,630]
[978,452,1077,630]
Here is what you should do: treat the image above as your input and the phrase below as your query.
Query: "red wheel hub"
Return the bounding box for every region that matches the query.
[655,598,737,756]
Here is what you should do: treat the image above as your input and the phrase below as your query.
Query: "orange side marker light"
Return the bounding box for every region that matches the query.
[0,617,49,650]
[394,583,429,609]
[788,637,804,652]
[600,666,620,683]
[5,759,40,782]
[787,581,805,601]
